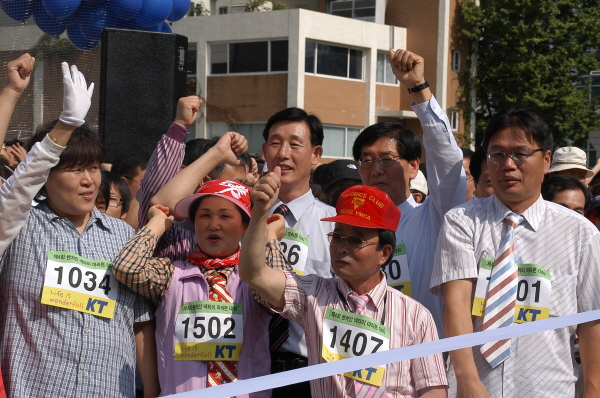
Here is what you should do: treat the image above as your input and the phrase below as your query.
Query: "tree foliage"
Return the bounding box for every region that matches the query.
[188,1,209,16]
[458,0,600,147]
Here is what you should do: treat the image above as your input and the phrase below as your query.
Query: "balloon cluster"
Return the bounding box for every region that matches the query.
[1,0,189,50]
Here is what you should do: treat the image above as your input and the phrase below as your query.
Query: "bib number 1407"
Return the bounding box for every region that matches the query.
[328,326,384,356]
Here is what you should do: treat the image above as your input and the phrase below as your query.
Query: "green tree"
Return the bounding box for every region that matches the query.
[188,1,209,16]
[458,0,600,147]
[245,0,270,12]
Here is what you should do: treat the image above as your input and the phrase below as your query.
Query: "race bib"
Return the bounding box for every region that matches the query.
[279,228,309,275]
[41,250,117,318]
[381,244,412,296]
[472,259,551,323]
[322,307,390,387]
[174,300,243,361]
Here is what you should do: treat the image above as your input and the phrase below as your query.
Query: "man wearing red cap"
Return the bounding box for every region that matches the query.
[240,168,448,397]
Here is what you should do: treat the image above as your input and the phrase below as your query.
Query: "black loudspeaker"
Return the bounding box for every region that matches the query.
[99,28,188,163]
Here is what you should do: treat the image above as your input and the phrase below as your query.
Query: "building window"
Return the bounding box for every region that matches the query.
[210,40,289,74]
[376,53,397,84]
[207,122,266,155]
[218,6,228,14]
[322,126,361,158]
[305,41,363,80]
[452,50,461,73]
[450,110,459,131]
[329,0,376,22]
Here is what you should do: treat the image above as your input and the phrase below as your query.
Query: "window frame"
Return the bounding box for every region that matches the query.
[450,110,459,132]
[322,125,362,158]
[329,0,376,22]
[376,52,398,86]
[452,50,461,73]
[209,40,289,75]
[305,41,365,81]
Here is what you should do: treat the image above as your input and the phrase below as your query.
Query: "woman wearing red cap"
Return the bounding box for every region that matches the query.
[113,179,286,396]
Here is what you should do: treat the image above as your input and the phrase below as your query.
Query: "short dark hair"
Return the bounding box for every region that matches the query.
[27,120,106,171]
[541,175,592,209]
[188,195,250,226]
[101,170,132,215]
[197,137,253,180]
[352,122,421,162]
[461,147,474,159]
[377,229,396,266]
[262,107,324,147]
[470,147,487,184]
[183,138,209,167]
[482,109,553,152]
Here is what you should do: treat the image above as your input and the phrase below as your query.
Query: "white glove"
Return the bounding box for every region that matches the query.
[58,62,94,127]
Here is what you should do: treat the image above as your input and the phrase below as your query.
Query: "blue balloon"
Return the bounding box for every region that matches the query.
[33,1,65,35]
[77,3,107,42]
[42,0,81,19]
[166,0,187,22]
[134,0,171,28]
[159,21,171,32]
[1,0,34,22]
[107,0,141,21]
[67,22,99,50]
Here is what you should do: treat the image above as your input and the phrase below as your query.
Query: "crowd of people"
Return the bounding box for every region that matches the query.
[0,47,599,398]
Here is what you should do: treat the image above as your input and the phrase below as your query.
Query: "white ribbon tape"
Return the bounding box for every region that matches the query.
[165,309,600,397]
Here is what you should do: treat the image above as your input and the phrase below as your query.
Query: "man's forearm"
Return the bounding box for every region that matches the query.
[578,320,600,397]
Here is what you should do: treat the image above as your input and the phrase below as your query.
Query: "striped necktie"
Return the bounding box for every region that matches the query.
[268,203,292,352]
[348,293,386,398]
[206,274,238,389]
[480,212,523,368]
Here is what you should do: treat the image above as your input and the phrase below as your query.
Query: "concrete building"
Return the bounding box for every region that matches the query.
[173,0,470,158]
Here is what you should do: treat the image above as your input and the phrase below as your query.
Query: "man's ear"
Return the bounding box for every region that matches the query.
[312,145,323,166]
[378,244,394,268]
[408,158,420,180]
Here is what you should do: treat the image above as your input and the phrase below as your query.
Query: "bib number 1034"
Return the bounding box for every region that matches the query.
[41,251,118,318]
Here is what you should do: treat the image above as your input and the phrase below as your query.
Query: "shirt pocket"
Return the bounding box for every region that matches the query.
[550,273,577,317]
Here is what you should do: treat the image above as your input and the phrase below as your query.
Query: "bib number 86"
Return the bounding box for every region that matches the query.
[279,242,301,266]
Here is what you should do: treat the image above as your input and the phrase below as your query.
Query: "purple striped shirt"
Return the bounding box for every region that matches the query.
[271,271,447,397]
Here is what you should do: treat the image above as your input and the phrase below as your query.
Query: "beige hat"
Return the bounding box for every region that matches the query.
[410,170,428,196]
[548,147,593,178]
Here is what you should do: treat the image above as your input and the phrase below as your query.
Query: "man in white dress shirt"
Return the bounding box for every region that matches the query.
[431,107,600,397]
[262,106,336,397]
[352,49,465,337]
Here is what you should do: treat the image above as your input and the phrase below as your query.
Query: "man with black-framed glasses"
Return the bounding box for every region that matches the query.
[240,176,448,397]
[352,49,466,338]
[431,108,600,397]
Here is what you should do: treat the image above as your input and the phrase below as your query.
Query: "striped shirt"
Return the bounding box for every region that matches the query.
[431,195,600,397]
[0,203,153,398]
[137,123,195,261]
[271,263,447,397]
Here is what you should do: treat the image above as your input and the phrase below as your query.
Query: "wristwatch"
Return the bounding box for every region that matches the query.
[407,81,429,94]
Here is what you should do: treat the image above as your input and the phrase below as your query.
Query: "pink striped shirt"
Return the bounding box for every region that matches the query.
[271,270,447,397]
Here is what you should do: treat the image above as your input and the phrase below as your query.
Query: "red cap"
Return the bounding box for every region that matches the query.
[174,180,252,220]
[321,185,400,231]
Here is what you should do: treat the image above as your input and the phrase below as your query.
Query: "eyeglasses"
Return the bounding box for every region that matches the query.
[486,149,546,165]
[358,155,401,169]
[108,197,123,208]
[327,232,378,250]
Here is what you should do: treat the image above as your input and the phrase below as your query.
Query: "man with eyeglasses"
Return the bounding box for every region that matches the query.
[240,172,448,397]
[431,108,600,397]
[352,49,466,337]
